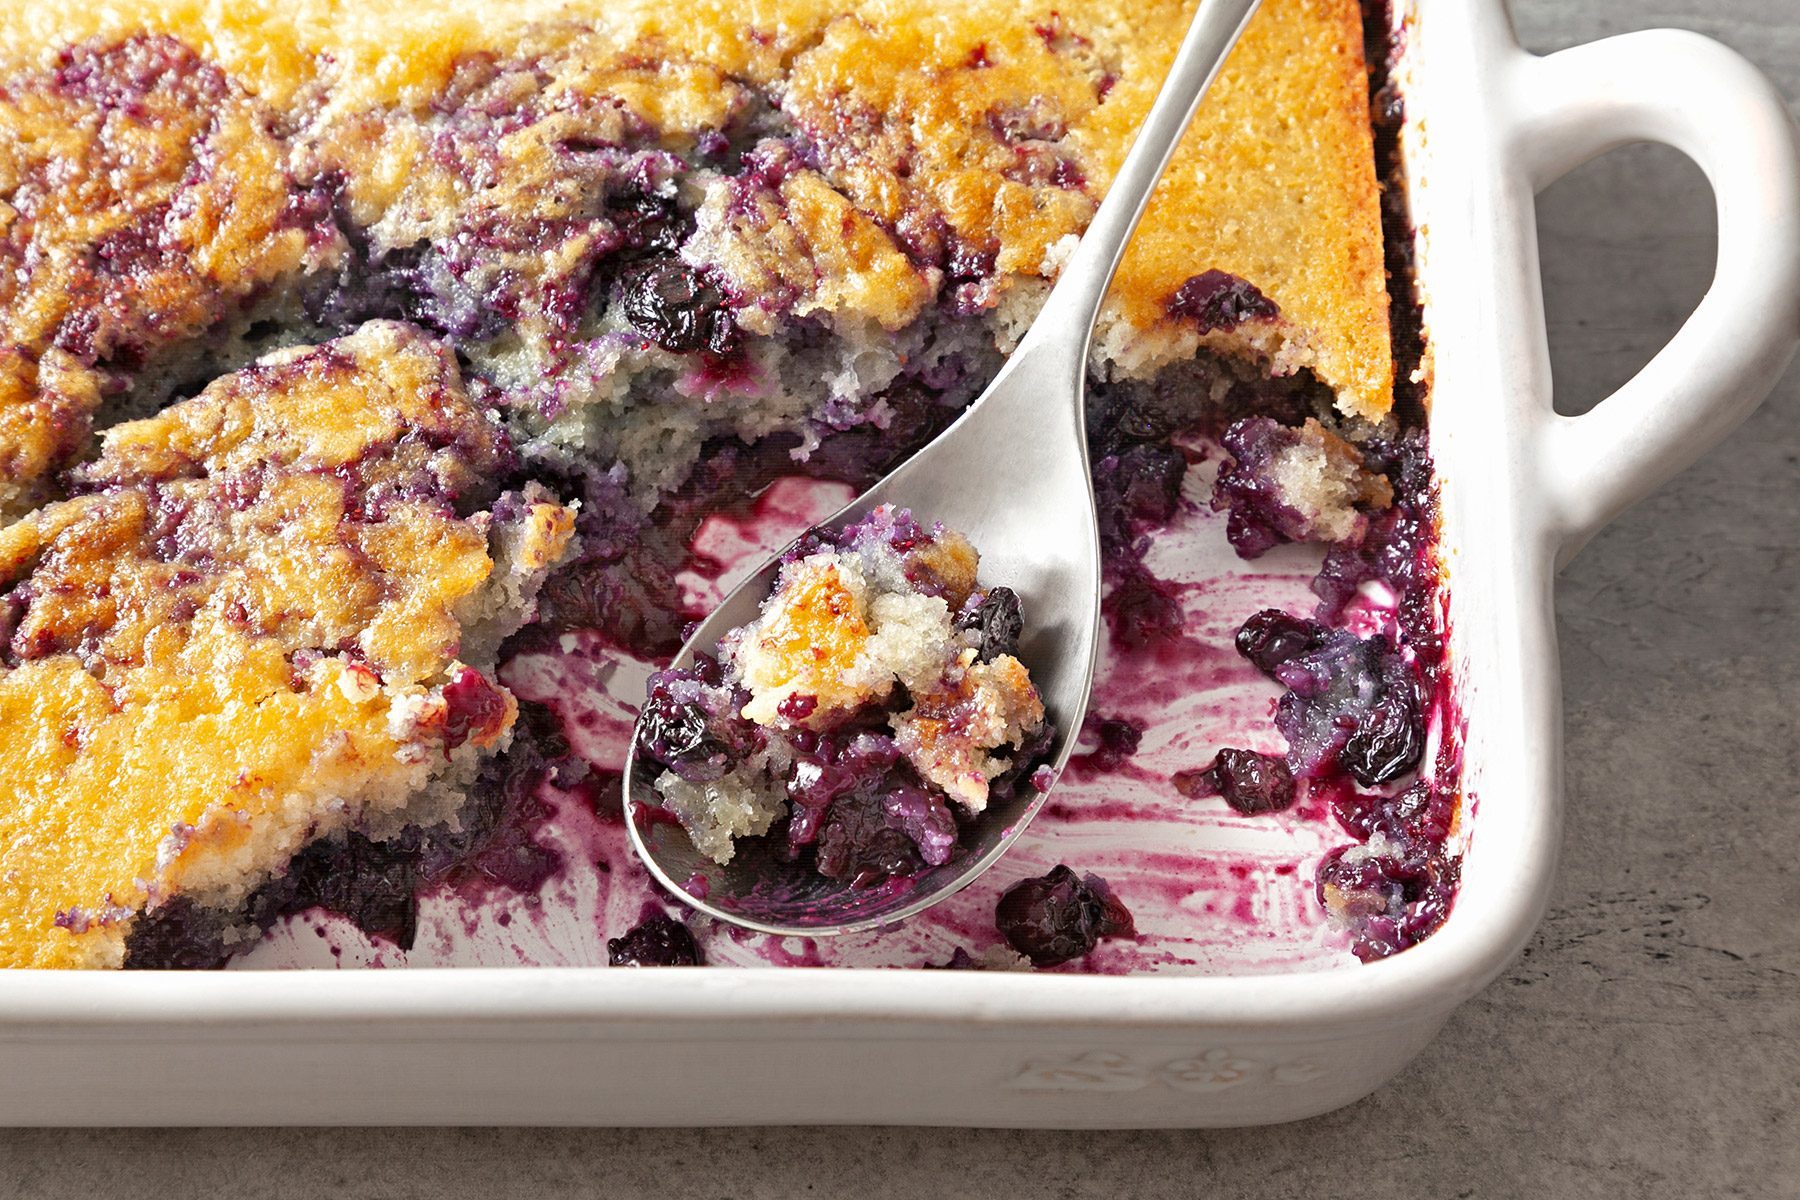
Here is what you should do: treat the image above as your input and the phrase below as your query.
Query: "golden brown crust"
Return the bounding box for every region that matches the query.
[0,35,328,514]
[0,323,573,968]
[0,0,1392,417]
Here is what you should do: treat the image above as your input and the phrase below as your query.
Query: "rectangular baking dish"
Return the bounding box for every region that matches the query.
[1,0,1795,1127]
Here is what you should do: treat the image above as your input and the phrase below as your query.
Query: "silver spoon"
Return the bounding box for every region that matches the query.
[624,0,1264,937]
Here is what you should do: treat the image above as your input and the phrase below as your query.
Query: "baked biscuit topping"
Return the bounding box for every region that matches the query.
[0,35,332,515]
[0,0,1394,543]
[0,322,574,967]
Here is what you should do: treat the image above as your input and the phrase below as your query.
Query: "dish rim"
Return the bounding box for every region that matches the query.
[1,0,1795,1049]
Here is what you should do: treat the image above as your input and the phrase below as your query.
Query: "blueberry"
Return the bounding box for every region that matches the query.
[272,832,422,950]
[1085,717,1143,772]
[1315,837,1459,962]
[619,257,737,355]
[1117,444,1187,521]
[1309,429,1437,621]
[783,731,902,849]
[1211,417,1306,559]
[1272,633,1424,783]
[1167,269,1279,333]
[608,913,702,966]
[1316,845,1403,920]
[995,865,1135,967]
[121,898,233,970]
[690,651,728,689]
[783,732,958,882]
[1339,675,1426,787]
[960,586,1024,662]
[815,792,925,885]
[1182,748,1295,814]
[607,187,687,256]
[1234,608,1328,678]
[439,667,509,752]
[635,661,754,783]
[1091,442,1187,553]
[634,688,723,776]
[1330,781,1455,850]
[776,692,818,723]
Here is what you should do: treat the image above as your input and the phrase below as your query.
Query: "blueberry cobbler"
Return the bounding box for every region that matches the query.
[638,505,1051,882]
[0,0,1458,970]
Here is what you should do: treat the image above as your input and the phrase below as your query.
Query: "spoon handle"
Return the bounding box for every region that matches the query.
[1015,0,1264,367]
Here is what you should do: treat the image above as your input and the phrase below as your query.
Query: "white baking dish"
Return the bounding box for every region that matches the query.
[2,0,1796,1127]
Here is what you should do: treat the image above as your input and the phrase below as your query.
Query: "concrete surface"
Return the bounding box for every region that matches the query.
[3,2,1796,1196]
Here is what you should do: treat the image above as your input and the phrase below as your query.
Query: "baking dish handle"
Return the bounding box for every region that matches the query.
[1506,30,1800,563]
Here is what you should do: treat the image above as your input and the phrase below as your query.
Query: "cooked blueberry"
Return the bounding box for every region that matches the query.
[1315,837,1458,962]
[120,898,232,970]
[608,912,702,966]
[783,728,966,879]
[619,257,737,354]
[1085,717,1143,772]
[1339,678,1425,787]
[995,865,1135,967]
[1272,633,1422,782]
[439,667,509,752]
[1310,429,1437,620]
[1211,417,1305,558]
[1100,442,1188,521]
[815,792,926,885]
[776,692,819,723]
[1106,570,1184,647]
[1166,269,1279,333]
[1091,441,1189,554]
[1316,846,1403,920]
[1331,781,1454,849]
[960,586,1024,662]
[1234,608,1328,678]
[608,187,687,255]
[861,505,932,554]
[783,730,904,849]
[1117,444,1187,520]
[635,689,721,774]
[878,783,959,868]
[1184,748,1295,814]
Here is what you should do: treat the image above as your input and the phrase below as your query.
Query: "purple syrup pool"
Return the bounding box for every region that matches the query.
[236,462,1461,974]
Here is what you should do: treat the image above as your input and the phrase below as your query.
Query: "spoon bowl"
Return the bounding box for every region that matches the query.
[624,0,1263,937]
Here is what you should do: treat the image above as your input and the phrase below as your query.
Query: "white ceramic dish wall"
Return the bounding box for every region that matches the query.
[2,0,1795,1126]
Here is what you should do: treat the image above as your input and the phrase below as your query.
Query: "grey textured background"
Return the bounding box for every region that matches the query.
[4,2,1797,1196]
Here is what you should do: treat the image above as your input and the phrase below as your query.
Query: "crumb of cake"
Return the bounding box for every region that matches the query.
[637,506,1051,878]
[891,650,1046,811]
[0,321,575,967]
[653,753,791,865]
[1212,417,1394,557]
[729,509,1041,811]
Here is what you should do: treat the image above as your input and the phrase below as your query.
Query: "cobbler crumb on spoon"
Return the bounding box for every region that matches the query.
[635,505,1056,888]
